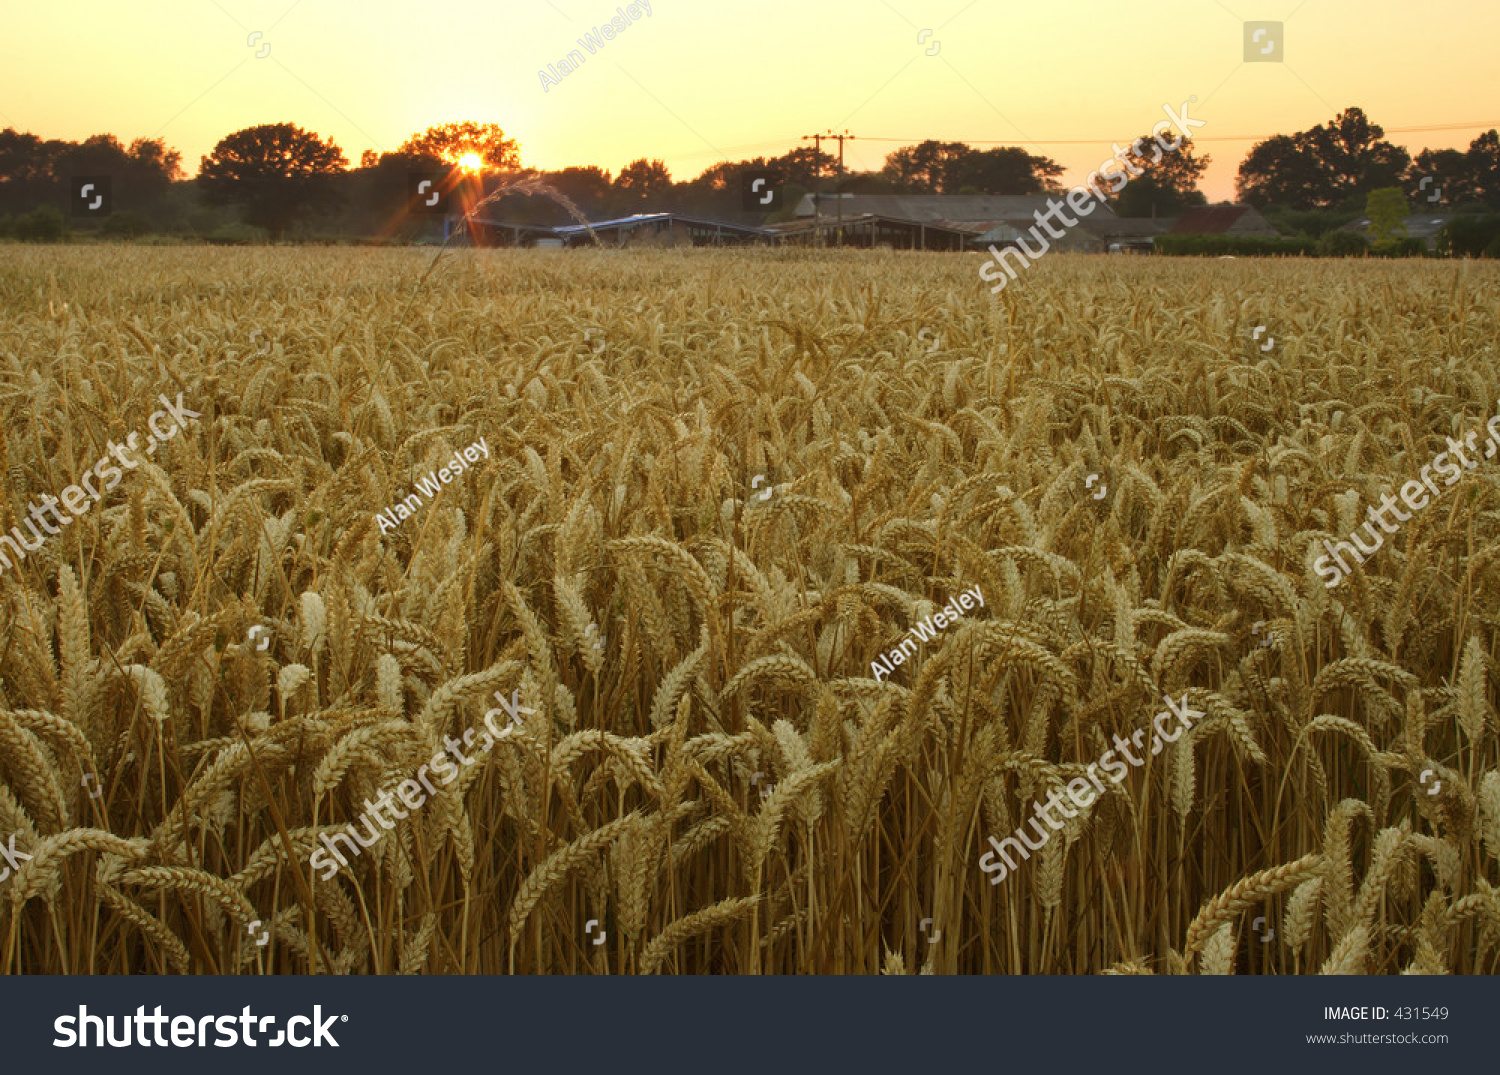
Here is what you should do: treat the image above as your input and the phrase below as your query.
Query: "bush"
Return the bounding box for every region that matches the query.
[0,213,13,239]
[1315,230,1369,257]
[1485,235,1500,259]
[205,221,268,245]
[1437,214,1500,257]
[100,211,151,239]
[1263,206,1361,238]
[13,207,67,242]
[1370,237,1427,258]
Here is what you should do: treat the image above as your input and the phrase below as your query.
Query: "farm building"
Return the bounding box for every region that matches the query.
[1340,212,1452,250]
[440,190,1174,252]
[458,217,557,246]
[551,213,774,247]
[766,212,975,250]
[455,211,774,247]
[1166,203,1278,237]
[785,192,1165,252]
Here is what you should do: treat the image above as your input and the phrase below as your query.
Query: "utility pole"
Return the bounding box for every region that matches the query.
[825,129,856,245]
[801,132,824,243]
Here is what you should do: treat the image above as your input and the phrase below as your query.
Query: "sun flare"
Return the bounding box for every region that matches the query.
[458,151,483,173]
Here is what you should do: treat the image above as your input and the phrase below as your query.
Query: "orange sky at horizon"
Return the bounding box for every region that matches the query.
[2,0,1497,202]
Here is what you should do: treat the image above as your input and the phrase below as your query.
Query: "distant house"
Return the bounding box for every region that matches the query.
[1341,212,1452,250]
[1096,218,1169,253]
[1167,203,1278,237]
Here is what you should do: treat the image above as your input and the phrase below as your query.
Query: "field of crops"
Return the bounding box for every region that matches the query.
[1,245,1498,974]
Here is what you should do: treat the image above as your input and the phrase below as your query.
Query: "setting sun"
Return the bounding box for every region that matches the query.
[458,152,483,173]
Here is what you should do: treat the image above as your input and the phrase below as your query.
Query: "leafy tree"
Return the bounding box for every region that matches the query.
[613,158,672,208]
[1436,214,1500,257]
[1463,129,1500,206]
[0,128,179,219]
[686,159,743,194]
[58,134,182,214]
[543,166,612,217]
[122,137,183,192]
[1236,134,1323,209]
[1311,108,1410,199]
[767,145,835,189]
[1408,147,1470,205]
[1237,108,1410,210]
[397,122,520,170]
[947,146,1064,195]
[1261,205,1360,238]
[14,206,66,242]
[881,141,1061,194]
[197,123,348,238]
[0,129,62,214]
[1364,187,1409,243]
[344,150,448,238]
[100,210,151,238]
[840,170,904,194]
[881,140,968,192]
[1316,229,1369,256]
[1106,134,1209,217]
[1411,132,1500,210]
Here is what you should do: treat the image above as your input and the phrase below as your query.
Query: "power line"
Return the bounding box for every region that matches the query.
[853,120,1500,146]
[653,120,1497,172]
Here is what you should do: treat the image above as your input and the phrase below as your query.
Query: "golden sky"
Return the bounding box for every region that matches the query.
[3,0,1497,200]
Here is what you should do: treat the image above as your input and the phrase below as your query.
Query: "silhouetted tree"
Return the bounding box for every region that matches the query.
[767,145,835,189]
[881,141,968,192]
[947,146,1064,195]
[613,158,672,209]
[543,166,612,217]
[0,128,179,219]
[58,134,182,212]
[197,123,347,238]
[1107,135,1209,217]
[398,122,520,170]
[1468,130,1500,206]
[1237,108,1410,210]
[1413,130,1500,207]
[881,141,1062,194]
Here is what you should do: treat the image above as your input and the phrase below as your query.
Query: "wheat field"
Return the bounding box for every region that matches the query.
[0,245,1498,975]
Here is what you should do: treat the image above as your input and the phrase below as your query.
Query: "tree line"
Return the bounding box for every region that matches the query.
[1,108,1498,243]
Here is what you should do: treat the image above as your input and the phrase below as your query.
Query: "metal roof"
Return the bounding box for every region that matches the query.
[767,213,978,237]
[1343,213,1452,239]
[794,193,1120,223]
[551,212,774,236]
